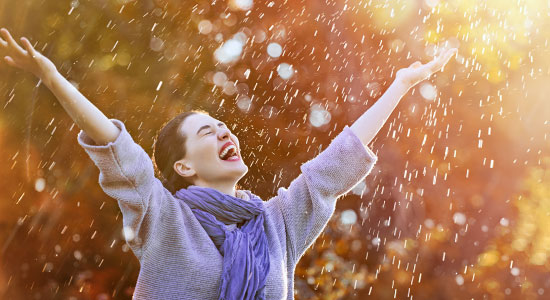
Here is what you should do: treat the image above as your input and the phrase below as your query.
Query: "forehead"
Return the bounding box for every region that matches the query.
[179,113,220,137]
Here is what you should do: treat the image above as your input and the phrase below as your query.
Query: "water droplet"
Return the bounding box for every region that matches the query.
[267,42,283,58]
[123,226,135,241]
[453,212,466,225]
[34,177,46,192]
[420,82,437,100]
[277,62,294,79]
[198,20,213,34]
[341,209,357,225]
[214,38,244,64]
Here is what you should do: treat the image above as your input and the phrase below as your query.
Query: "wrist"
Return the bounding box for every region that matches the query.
[392,77,413,93]
[40,69,59,88]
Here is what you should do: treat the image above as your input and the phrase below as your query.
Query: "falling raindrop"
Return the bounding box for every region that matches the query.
[276,63,294,79]
[236,95,252,112]
[425,0,439,8]
[390,39,405,53]
[222,81,237,95]
[424,218,435,228]
[123,226,135,241]
[267,42,283,58]
[34,177,46,192]
[455,274,464,285]
[150,36,165,52]
[453,212,466,225]
[198,20,213,34]
[419,82,437,100]
[309,104,331,127]
[74,250,83,260]
[213,72,228,86]
[214,38,244,64]
[500,218,509,227]
[351,180,367,196]
[253,29,267,43]
[341,209,357,225]
[229,0,253,11]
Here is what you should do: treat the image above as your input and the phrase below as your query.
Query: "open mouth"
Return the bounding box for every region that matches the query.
[219,144,240,161]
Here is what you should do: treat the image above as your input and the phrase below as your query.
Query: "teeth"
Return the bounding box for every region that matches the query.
[219,145,237,160]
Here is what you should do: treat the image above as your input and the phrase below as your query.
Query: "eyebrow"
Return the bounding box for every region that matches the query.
[196,122,226,135]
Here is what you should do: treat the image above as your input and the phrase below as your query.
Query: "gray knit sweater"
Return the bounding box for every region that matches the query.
[77,119,378,299]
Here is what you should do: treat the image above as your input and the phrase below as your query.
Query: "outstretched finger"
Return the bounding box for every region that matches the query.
[439,48,457,63]
[437,48,457,71]
[429,48,457,72]
[20,37,36,57]
[3,56,18,68]
[440,48,457,64]
[0,37,6,48]
[0,28,26,55]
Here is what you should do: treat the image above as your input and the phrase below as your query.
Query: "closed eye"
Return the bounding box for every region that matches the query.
[197,122,227,136]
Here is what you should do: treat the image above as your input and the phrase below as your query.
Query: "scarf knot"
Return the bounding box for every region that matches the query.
[174,185,270,300]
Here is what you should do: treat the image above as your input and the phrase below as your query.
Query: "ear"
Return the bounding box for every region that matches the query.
[173,159,196,178]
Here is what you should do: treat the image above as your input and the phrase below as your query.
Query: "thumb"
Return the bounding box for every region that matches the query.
[411,61,422,68]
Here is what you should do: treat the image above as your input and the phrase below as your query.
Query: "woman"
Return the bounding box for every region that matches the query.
[0,27,457,299]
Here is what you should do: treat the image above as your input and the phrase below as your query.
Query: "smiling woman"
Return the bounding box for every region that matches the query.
[152,110,248,196]
[75,112,377,300]
[1,25,455,299]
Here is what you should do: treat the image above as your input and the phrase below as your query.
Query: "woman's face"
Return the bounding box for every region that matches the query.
[173,113,248,186]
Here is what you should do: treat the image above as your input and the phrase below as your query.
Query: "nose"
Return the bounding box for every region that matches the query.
[217,127,231,140]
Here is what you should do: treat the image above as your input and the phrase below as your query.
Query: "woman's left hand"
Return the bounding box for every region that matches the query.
[395,47,458,88]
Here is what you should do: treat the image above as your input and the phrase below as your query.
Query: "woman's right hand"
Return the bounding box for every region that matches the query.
[0,28,58,82]
[1,28,120,146]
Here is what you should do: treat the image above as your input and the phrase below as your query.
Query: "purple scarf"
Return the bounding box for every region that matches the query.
[174,185,270,299]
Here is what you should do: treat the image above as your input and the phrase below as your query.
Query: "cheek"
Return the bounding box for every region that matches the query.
[190,142,218,162]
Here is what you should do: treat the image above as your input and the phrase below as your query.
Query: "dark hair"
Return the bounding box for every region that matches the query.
[152,109,209,194]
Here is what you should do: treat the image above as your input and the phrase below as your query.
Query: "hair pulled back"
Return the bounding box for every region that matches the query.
[152,109,209,194]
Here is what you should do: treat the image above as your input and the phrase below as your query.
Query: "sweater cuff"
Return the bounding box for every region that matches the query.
[76,119,138,172]
[341,124,378,163]
[77,119,128,149]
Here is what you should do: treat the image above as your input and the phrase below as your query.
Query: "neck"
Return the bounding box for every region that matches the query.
[194,180,237,197]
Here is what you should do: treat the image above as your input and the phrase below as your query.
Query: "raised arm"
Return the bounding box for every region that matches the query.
[1,28,173,259]
[265,48,457,263]
[265,125,378,263]
[0,28,119,145]
[350,47,458,145]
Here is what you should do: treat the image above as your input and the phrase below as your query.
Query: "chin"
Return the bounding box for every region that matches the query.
[238,164,249,178]
[239,164,248,175]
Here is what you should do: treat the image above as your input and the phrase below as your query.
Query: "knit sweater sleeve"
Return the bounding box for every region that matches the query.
[77,119,168,260]
[266,125,378,263]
